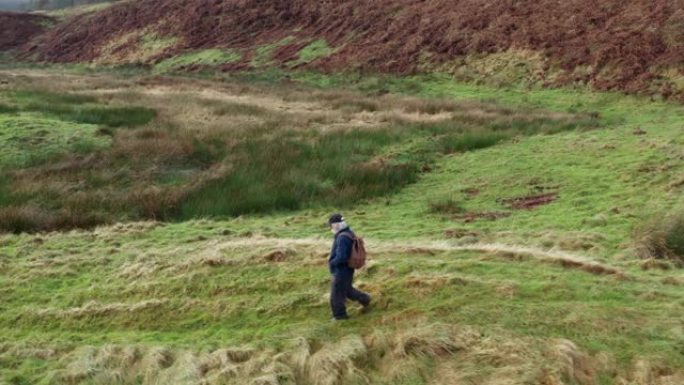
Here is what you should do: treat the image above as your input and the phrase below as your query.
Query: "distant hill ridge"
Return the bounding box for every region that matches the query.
[0,0,114,11]
[30,0,115,10]
[9,0,684,99]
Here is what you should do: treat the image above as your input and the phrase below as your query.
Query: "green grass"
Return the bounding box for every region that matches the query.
[8,90,156,127]
[0,89,155,170]
[0,86,160,231]
[201,70,684,257]
[154,49,242,73]
[288,39,335,67]
[179,129,419,218]
[177,111,595,219]
[39,104,156,127]
[0,68,596,232]
[1,66,683,383]
[141,35,177,52]
[251,36,295,68]
[0,103,18,114]
[0,114,109,169]
[0,222,681,383]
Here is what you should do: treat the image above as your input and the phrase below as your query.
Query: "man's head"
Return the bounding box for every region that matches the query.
[328,213,348,234]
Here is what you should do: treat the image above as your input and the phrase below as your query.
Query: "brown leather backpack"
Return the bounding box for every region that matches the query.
[339,233,367,269]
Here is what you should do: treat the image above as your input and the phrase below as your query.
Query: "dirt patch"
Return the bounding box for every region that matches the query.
[502,193,558,210]
[444,228,480,238]
[262,249,295,263]
[402,247,438,255]
[457,211,511,223]
[557,258,622,276]
[662,276,684,286]
[462,187,480,197]
[0,12,53,51]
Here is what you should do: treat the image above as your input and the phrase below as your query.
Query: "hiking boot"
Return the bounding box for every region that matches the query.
[360,301,371,314]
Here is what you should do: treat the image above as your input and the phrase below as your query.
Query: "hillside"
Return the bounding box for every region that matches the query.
[0,65,683,385]
[0,11,52,51]
[12,0,684,100]
[1,220,682,385]
[29,0,115,10]
[1,1,684,384]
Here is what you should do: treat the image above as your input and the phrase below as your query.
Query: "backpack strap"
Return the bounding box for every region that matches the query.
[338,232,356,241]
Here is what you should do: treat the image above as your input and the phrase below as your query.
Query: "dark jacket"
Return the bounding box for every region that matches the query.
[328,227,355,276]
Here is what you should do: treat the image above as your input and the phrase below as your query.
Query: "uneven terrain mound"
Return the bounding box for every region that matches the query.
[0,12,53,51]
[29,0,684,98]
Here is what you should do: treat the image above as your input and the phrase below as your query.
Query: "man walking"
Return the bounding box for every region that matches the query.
[327,213,371,321]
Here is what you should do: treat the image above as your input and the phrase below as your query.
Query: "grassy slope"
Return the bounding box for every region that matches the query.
[226,72,684,260]
[1,69,683,384]
[1,222,683,384]
[0,68,599,232]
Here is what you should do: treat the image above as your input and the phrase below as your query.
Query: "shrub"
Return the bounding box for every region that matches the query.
[0,205,54,233]
[0,202,113,233]
[634,210,684,265]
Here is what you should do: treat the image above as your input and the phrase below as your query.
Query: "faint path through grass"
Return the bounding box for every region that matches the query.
[205,236,625,277]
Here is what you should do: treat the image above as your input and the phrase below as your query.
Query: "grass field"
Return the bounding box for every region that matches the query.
[0,68,599,232]
[0,66,683,385]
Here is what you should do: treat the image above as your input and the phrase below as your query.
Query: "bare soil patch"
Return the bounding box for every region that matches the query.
[457,211,512,223]
[502,192,558,210]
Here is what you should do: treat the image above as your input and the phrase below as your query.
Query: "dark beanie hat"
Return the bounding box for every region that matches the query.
[327,213,344,226]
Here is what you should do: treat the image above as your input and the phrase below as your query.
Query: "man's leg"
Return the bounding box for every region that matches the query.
[347,286,371,306]
[330,274,350,319]
[346,271,371,306]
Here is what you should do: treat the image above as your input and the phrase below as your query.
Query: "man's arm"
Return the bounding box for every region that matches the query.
[329,235,352,268]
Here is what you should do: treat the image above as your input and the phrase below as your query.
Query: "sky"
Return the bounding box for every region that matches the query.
[0,0,30,10]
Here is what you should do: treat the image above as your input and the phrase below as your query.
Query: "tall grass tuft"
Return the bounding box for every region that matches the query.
[12,90,156,127]
[0,205,54,233]
[634,210,684,265]
[211,102,268,117]
[67,106,157,127]
[0,103,18,114]
[436,132,509,154]
[428,198,465,215]
[179,128,415,218]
